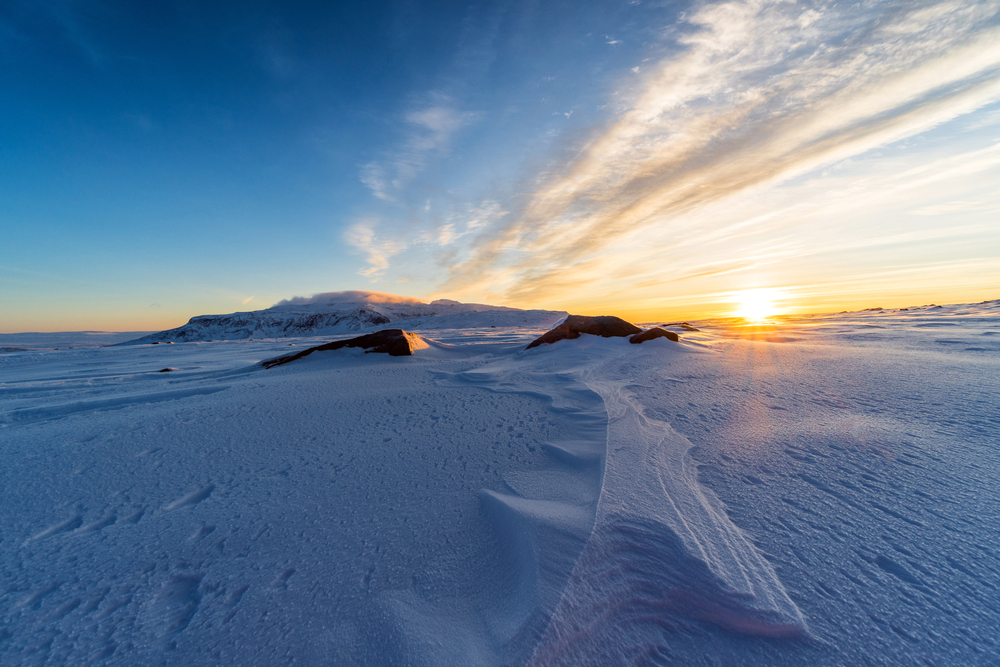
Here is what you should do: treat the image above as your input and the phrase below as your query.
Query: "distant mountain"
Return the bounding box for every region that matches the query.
[120,291,568,344]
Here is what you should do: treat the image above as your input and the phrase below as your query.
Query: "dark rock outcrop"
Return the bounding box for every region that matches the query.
[526,315,642,349]
[629,327,679,344]
[262,329,427,368]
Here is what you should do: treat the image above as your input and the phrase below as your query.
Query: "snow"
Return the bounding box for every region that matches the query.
[1,301,999,665]
[0,331,155,350]
[121,294,567,344]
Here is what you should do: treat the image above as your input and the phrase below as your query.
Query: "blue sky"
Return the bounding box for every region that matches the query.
[2,0,999,331]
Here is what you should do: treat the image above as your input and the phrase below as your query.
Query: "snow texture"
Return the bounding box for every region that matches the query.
[1,300,999,665]
[0,332,155,350]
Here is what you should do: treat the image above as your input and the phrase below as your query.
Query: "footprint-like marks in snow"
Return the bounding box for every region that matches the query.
[188,525,216,542]
[165,484,216,511]
[271,568,296,590]
[2,386,229,425]
[145,574,203,647]
[75,514,117,534]
[16,582,62,611]
[222,584,249,624]
[23,515,82,545]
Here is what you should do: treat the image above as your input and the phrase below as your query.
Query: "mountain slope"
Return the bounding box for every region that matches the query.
[121,291,568,344]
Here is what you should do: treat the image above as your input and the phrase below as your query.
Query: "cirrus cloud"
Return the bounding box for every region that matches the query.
[437,0,1000,305]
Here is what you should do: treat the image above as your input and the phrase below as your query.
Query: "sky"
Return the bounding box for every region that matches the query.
[2,0,999,332]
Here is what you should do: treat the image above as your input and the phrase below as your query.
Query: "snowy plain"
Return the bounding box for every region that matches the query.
[1,301,998,666]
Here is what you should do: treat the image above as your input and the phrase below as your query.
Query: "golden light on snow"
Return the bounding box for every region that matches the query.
[732,288,784,321]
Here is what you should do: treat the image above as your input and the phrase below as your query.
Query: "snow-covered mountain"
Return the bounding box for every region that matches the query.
[121,291,568,344]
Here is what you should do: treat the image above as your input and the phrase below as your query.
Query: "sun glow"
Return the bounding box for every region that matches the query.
[732,288,784,321]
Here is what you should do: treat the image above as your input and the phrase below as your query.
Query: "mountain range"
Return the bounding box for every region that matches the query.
[121,291,568,344]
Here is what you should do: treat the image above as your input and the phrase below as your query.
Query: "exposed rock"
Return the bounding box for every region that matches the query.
[661,321,700,331]
[526,315,642,349]
[630,327,679,344]
[262,329,429,368]
[158,368,175,373]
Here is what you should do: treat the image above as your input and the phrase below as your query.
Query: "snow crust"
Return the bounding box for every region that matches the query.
[1,300,998,665]
[0,331,155,350]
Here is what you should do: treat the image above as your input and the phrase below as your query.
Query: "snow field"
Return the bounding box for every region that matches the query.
[1,301,999,665]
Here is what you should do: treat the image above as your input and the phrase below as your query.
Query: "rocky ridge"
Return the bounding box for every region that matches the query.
[526,315,681,349]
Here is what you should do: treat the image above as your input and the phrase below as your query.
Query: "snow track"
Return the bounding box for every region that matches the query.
[523,341,804,666]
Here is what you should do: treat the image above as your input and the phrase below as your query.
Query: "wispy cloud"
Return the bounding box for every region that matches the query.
[360,95,477,200]
[360,163,393,201]
[419,200,508,247]
[521,138,1000,314]
[439,0,1000,304]
[911,199,1000,216]
[344,219,409,278]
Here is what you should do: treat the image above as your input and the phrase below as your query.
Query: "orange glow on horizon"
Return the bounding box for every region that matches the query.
[731,288,786,322]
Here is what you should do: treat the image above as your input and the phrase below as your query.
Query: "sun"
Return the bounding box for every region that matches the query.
[733,288,783,321]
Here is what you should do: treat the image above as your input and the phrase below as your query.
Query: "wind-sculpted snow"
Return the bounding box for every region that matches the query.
[508,337,803,666]
[528,352,805,666]
[1,300,999,665]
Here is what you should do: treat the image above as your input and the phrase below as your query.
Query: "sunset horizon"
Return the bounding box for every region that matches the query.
[2,2,998,666]
[3,1,998,333]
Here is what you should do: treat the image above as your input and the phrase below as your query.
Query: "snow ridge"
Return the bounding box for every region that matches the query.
[530,384,804,663]
[520,339,805,664]
[418,334,806,665]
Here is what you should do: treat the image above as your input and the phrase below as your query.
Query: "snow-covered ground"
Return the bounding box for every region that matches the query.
[0,331,155,351]
[1,301,998,665]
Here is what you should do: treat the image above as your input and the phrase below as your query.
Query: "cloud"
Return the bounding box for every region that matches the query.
[964,107,1000,130]
[911,199,1000,216]
[423,200,509,247]
[242,295,255,305]
[360,163,392,201]
[439,0,1000,304]
[344,220,408,278]
[514,138,1000,312]
[360,95,477,199]
[274,291,424,307]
